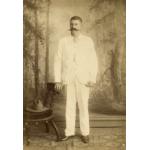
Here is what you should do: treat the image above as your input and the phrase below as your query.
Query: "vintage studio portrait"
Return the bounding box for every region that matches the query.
[23,0,126,149]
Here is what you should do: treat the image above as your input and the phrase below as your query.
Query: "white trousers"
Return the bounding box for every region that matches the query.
[65,79,90,136]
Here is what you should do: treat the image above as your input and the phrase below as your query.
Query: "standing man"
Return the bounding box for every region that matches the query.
[54,16,98,143]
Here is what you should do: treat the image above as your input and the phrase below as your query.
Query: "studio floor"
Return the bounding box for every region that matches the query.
[24,127,125,150]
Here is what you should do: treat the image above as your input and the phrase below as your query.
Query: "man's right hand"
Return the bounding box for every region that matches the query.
[55,82,63,92]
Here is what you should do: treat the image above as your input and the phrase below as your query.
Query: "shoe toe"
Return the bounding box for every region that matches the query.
[81,136,89,143]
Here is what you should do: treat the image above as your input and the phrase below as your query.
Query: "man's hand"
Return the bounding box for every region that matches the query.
[85,81,95,87]
[55,82,63,92]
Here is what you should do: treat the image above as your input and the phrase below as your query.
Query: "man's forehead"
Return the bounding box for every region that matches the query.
[70,20,82,24]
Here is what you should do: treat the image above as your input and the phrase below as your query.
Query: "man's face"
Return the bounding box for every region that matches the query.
[70,19,82,31]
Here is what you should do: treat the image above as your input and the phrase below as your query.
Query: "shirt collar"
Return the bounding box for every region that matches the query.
[70,33,83,39]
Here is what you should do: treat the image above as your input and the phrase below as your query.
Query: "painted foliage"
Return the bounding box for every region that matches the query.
[23,0,126,113]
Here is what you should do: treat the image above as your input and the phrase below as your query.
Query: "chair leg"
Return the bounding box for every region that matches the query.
[50,119,61,141]
[24,122,30,145]
[45,120,50,133]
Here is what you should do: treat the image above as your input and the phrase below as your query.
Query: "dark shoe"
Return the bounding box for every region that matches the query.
[61,135,74,141]
[81,135,89,143]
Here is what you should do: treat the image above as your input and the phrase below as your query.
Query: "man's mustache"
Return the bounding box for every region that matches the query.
[69,28,79,31]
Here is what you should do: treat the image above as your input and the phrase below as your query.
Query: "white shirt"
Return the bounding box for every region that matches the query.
[54,34,98,84]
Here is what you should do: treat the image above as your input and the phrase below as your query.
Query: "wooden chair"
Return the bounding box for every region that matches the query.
[24,83,61,145]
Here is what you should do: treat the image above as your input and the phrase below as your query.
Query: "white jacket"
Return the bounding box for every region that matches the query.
[54,34,98,84]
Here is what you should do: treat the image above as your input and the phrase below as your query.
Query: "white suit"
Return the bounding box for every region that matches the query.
[54,34,98,136]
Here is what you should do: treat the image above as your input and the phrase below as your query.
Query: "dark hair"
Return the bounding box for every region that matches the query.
[70,16,83,23]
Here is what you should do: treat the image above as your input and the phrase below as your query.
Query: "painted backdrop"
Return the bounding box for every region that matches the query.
[24,0,126,117]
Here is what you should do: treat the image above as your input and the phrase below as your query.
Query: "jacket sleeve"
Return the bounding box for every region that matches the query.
[54,39,63,82]
[88,38,98,83]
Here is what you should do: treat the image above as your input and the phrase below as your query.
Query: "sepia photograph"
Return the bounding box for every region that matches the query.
[23,0,126,149]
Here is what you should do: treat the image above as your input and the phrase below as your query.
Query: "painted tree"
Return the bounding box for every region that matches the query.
[23,0,51,107]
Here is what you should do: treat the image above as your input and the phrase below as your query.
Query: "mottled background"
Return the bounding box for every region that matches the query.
[24,0,126,119]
